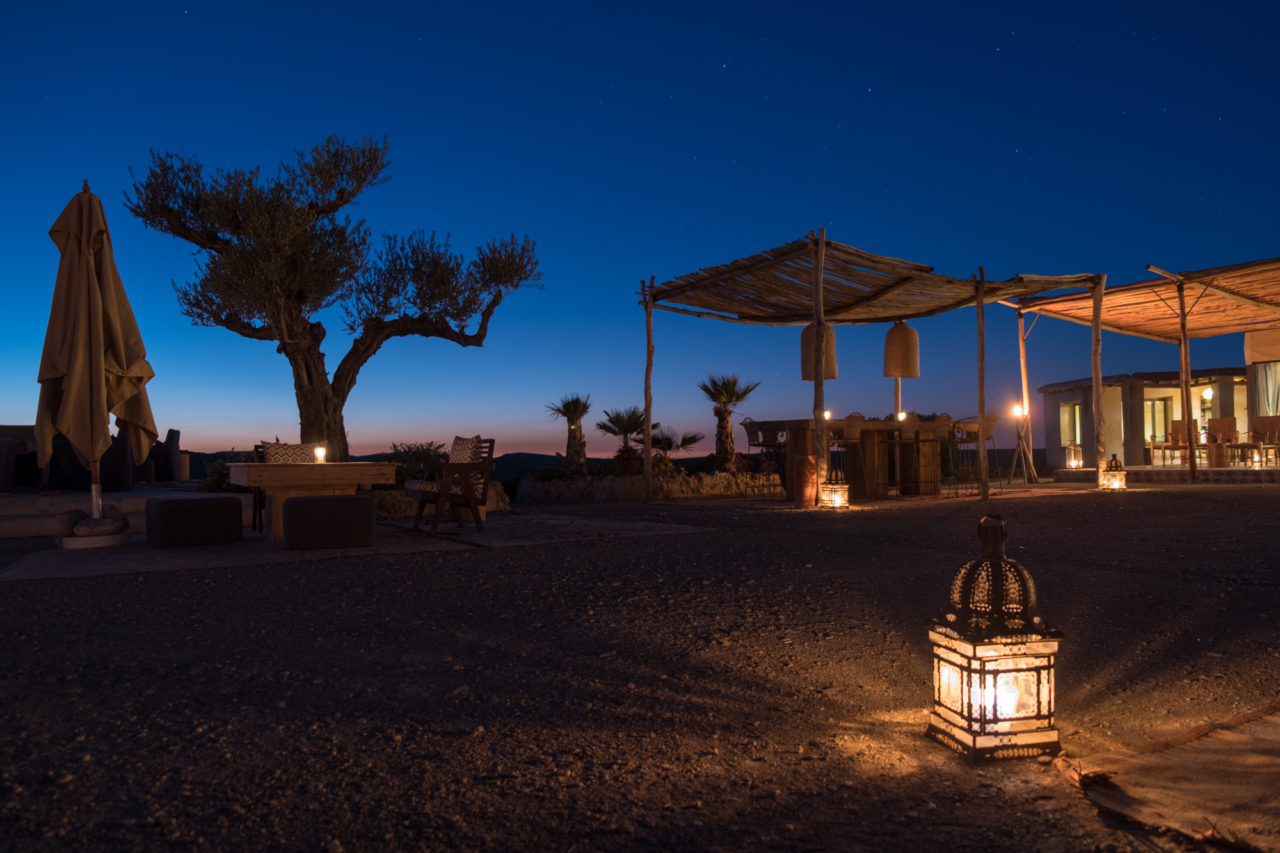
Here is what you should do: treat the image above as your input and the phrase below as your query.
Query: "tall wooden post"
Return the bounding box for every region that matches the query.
[1091,275,1106,488]
[811,228,828,505]
[1016,309,1038,483]
[975,269,988,501]
[642,276,655,499]
[1177,280,1196,481]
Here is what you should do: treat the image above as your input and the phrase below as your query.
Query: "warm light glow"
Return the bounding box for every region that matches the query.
[896,410,907,421]
[1102,470,1126,490]
[974,674,1026,720]
[1012,403,1024,418]
[1201,387,1214,400]
[823,410,832,420]
[314,446,327,463]
[819,483,847,508]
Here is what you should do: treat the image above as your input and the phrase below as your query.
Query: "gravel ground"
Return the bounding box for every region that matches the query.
[1,485,1276,851]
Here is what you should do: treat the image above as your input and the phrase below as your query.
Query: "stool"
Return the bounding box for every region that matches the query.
[146,496,243,548]
[282,495,376,550]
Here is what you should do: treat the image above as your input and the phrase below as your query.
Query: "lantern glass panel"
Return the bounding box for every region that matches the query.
[938,660,962,711]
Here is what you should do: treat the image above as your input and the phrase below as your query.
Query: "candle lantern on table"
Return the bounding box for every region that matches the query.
[927,515,1062,760]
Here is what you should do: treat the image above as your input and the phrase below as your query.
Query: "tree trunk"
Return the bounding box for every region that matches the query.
[565,420,588,477]
[286,344,351,461]
[714,408,736,472]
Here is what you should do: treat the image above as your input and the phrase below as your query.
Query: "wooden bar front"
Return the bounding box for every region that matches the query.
[228,462,397,542]
[781,415,950,503]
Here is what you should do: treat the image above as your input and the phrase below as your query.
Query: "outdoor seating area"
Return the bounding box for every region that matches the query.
[405,435,496,533]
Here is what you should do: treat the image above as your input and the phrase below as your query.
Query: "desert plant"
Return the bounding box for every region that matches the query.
[595,406,658,475]
[546,393,591,477]
[388,440,447,484]
[200,449,256,492]
[697,374,761,472]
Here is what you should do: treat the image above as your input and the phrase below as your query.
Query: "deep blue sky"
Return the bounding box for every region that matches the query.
[3,1,1277,456]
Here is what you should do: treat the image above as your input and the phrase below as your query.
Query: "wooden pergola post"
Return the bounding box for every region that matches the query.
[1090,275,1106,487]
[1016,308,1039,483]
[642,276,655,499]
[975,269,989,501]
[811,228,828,505]
[1177,279,1197,481]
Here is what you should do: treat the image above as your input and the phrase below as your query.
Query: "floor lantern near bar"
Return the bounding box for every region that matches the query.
[927,515,1062,760]
[1102,454,1126,490]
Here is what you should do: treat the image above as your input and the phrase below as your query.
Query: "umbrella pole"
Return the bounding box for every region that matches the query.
[89,460,102,519]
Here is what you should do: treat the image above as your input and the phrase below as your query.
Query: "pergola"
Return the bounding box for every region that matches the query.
[1013,256,1280,480]
[640,230,1103,501]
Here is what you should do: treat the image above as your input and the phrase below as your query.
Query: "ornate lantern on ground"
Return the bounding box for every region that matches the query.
[820,423,848,508]
[1102,454,1125,490]
[1065,442,1083,469]
[927,515,1062,760]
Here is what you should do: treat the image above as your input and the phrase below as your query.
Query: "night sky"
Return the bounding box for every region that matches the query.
[3,1,1277,457]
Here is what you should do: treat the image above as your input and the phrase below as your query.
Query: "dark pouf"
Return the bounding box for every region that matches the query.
[283,495,377,550]
[146,496,243,548]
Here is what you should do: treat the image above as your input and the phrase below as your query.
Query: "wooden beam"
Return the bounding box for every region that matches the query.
[1005,300,1180,344]
[642,277,655,500]
[651,243,811,302]
[1016,309,1038,483]
[812,228,828,507]
[976,269,989,501]
[1091,276,1105,488]
[1177,280,1197,482]
[823,274,921,319]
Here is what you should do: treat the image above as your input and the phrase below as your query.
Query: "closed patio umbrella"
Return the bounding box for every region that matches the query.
[35,181,157,518]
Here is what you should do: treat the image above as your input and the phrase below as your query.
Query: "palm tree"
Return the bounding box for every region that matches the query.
[546,394,591,477]
[697,374,761,472]
[595,406,657,475]
[652,428,705,457]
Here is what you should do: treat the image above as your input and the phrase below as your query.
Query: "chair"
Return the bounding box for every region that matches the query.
[1249,415,1280,466]
[1156,419,1198,465]
[741,418,787,499]
[1205,417,1241,466]
[406,435,495,533]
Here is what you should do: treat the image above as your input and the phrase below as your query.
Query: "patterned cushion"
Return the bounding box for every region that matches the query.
[261,441,326,463]
[447,435,482,464]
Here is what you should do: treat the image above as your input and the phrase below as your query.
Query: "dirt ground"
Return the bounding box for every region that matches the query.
[1,484,1275,851]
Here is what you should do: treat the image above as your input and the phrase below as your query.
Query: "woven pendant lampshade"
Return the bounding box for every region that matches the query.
[883,320,919,378]
[801,322,837,381]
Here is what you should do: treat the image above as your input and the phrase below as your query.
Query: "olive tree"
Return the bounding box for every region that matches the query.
[126,136,541,459]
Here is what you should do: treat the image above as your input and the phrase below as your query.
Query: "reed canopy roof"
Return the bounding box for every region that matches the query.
[647,236,1099,327]
[1017,257,1280,344]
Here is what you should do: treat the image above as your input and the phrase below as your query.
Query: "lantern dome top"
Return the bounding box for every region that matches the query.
[938,515,1051,640]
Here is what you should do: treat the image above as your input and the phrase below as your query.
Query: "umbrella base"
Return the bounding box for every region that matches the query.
[56,531,131,550]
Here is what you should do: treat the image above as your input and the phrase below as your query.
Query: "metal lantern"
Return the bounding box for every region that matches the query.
[1102,454,1126,490]
[801,322,837,381]
[1065,442,1083,469]
[883,321,919,378]
[927,515,1062,760]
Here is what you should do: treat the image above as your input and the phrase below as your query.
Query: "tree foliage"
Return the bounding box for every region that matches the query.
[697,373,761,471]
[125,136,541,459]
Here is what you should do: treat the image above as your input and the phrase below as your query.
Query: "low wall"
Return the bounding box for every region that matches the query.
[516,472,780,504]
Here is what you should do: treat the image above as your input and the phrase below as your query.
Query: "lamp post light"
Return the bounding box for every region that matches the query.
[927,515,1062,760]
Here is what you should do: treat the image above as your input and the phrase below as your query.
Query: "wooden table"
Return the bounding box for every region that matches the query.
[228,462,397,542]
